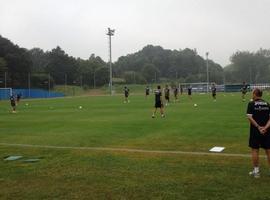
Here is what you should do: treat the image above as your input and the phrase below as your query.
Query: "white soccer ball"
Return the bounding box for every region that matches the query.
[25,103,29,106]
[194,103,197,107]
[79,106,82,109]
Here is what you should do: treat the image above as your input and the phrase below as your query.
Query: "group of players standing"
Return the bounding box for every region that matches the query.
[123,83,218,118]
[150,83,217,118]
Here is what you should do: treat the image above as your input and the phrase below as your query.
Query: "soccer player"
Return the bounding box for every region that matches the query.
[164,85,170,106]
[246,88,270,178]
[16,93,22,104]
[180,85,183,95]
[188,86,192,100]
[124,86,130,103]
[211,83,217,101]
[173,86,179,102]
[152,85,165,118]
[241,81,248,101]
[10,94,16,113]
[145,86,150,99]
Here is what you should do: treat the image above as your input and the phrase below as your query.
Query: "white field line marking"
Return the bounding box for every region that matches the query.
[0,143,259,158]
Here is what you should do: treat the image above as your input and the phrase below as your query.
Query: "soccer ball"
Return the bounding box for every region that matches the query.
[194,103,197,107]
[25,103,29,106]
[79,106,82,109]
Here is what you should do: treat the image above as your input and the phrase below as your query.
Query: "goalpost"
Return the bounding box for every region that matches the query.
[0,88,13,100]
[178,82,225,93]
[178,82,209,93]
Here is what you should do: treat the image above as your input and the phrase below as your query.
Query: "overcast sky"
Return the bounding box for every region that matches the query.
[0,0,270,66]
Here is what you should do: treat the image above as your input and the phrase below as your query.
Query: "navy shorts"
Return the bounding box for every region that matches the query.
[155,101,163,108]
[249,131,270,149]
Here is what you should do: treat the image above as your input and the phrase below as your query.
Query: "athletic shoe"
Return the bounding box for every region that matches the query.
[161,114,165,118]
[152,115,155,118]
[249,170,260,178]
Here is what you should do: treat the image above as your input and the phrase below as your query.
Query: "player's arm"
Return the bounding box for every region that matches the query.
[263,117,270,130]
[247,114,265,134]
[246,114,260,129]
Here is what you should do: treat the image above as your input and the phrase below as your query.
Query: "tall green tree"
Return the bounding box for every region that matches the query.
[0,35,32,87]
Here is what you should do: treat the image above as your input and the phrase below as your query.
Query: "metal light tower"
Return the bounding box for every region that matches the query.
[107,28,115,95]
[206,52,209,93]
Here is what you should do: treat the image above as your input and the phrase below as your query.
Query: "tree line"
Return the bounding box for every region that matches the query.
[1,34,270,90]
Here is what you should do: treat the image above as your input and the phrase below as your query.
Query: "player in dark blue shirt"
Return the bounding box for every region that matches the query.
[152,85,165,118]
[188,86,192,100]
[241,82,248,101]
[164,85,170,106]
[246,88,270,178]
[124,86,130,103]
[10,94,16,113]
[16,93,22,104]
[173,86,179,102]
[211,83,217,101]
[145,86,150,99]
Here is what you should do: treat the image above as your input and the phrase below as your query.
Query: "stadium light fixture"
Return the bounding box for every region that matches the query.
[106,28,115,95]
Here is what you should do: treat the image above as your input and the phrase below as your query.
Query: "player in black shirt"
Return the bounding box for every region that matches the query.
[173,86,179,102]
[211,83,217,101]
[241,82,248,101]
[16,93,22,104]
[246,88,270,178]
[152,85,165,118]
[124,86,130,103]
[180,85,183,95]
[164,85,170,106]
[10,94,16,113]
[188,86,192,100]
[145,86,150,99]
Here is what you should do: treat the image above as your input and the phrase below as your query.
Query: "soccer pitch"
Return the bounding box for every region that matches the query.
[1,93,270,199]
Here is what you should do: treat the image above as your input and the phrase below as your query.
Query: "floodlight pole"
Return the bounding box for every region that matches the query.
[206,52,209,93]
[107,28,115,95]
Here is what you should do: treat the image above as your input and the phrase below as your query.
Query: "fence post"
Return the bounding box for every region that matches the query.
[48,73,50,98]
[28,72,31,98]
[4,72,7,88]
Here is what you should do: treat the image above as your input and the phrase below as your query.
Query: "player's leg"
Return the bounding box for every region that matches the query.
[265,149,270,166]
[249,148,260,178]
[242,93,246,101]
[252,148,259,167]
[12,105,16,113]
[152,107,157,118]
[160,107,165,118]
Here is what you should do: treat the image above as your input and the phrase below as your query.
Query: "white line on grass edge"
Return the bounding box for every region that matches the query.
[0,143,259,158]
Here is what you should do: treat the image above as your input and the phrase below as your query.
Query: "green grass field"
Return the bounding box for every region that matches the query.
[1,92,270,199]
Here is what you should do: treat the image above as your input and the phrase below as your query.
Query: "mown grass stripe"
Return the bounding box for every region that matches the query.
[0,142,260,158]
